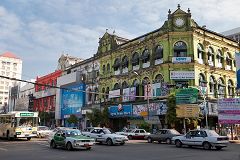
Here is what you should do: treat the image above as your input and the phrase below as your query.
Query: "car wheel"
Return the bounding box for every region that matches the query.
[166,138,171,144]
[120,142,125,145]
[215,146,223,150]
[147,137,152,143]
[38,133,41,138]
[27,137,31,141]
[66,142,73,151]
[50,141,57,149]
[128,135,133,140]
[175,140,182,148]
[106,138,113,146]
[86,147,92,150]
[203,142,211,150]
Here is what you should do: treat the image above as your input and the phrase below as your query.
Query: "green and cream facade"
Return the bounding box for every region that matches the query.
[97,6,239,127]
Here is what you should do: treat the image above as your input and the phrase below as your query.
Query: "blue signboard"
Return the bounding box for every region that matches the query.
[108,105,132,117]
[235,52,240,89]
[61,83,85,119]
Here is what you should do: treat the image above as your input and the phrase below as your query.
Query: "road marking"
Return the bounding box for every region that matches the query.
[0,147,8,151]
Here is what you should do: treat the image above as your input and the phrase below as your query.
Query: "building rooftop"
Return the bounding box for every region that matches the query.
[221,27,240,36]
[0,51,20,59]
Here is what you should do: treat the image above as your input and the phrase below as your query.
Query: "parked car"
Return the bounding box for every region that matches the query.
[172,129,229,150]
[49,128,95,150]
[82,127,128,145]
[115,128,133,135]
[37,126,51,138]
[145,129,181,144]
[125,129,150,140]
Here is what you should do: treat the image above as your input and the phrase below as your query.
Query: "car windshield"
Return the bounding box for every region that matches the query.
[126,129,132,133]
[103,128,114,134]
[207,130,219,137]
[170,129,180,134]
[65,130,82,137]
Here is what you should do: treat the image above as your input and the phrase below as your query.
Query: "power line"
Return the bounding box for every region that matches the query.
[0,75,169,99]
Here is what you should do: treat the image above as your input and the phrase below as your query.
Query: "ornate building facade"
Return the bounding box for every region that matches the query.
[97,5,239,130]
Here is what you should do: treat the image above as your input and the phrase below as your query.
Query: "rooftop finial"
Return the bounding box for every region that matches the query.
[106,28,108,33]
[168,9,171,14]
[177,4,180,9]
[113,30,115,35]
[187,8,190,13]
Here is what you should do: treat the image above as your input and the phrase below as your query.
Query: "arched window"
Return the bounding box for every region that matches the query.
[131,52,140,67]
[174,41,187,57]
[216,49,223,68]
[132,79,140,98]
[107,63,110,72]
[217,78,225,98]
[197,43,204,64]
[226,53,233,70]
[122,81,128,89]
[207,47,214,66]
[113,83,120,90]
[141,49,150,63]
[155,45,163,60]
[228,80,234,97]
[199,73,207,87]
[102,88,105,99]
[106,87,110,100]
[154,74,164,83]
[122,56,129,68]
[209,76,216,97]
[113,58,121,71]
[102,65,106,73]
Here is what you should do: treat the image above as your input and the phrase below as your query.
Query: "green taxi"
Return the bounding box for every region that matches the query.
[49,128,95,150]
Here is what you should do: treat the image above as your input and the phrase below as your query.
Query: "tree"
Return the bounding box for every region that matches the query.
[39,111,51,125]
[86,107,110,127]
[166,94,178,128]
[67,114,78,126]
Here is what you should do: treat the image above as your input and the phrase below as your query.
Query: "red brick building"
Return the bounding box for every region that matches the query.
[33,70,62,125]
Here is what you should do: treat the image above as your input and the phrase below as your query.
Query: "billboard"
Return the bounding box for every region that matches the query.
[133,102,167,117]
[122,87,136,102]
[176,88,198,104]
[61,83,85,119]
[176,104,200,118]
[170,71,195,80]
[218,98,240,124]
[108,104,132,117]
[109,89,120,98]
[235,52,240,89]
[172,57,191,63]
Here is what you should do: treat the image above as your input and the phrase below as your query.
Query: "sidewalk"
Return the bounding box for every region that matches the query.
[229,140,240,144]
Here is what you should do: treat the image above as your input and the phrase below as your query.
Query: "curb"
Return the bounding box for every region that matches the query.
[229,140,240,144]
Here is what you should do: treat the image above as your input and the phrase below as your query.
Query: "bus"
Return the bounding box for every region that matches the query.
[0,111,39,140]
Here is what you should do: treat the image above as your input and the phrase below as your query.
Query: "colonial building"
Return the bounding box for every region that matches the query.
[97,5,239,130]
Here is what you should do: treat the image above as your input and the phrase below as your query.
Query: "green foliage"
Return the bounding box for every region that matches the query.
[39,111,51,124]
[86,107,109,127]
[67,114,78,125]
[139,122,151,132]
[166,94,177,127]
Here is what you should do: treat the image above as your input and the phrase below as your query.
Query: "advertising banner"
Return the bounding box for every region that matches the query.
[132,102,167,117]
[144,84,152,100]
[151,82,170,97]
[61,83,85,119]
[218,98,240,124]
[129,87,136,101]
[109,89,120,98]
[176,88,198,104]
[176,104,200,118]
[108,104,132,117]
[122,87,136,102]
[235,52,240,89]
[170,71,195,80]
[172,57,191,63]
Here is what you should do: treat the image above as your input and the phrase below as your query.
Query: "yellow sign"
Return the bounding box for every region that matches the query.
[176,104,200,118]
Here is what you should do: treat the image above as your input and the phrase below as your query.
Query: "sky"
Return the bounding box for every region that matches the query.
[0,0,240,79]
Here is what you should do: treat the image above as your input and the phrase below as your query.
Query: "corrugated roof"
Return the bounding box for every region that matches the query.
[0,51,20,59]
[221,27,240,36]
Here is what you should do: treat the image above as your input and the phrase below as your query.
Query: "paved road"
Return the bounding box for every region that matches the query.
[0,139,240,160]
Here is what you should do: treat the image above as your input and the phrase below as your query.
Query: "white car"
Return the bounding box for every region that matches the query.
[82,127,128,145]
[125,129,150,140]
[37,126,51,138]
[115,128,133,135]
[172,129,229,150]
